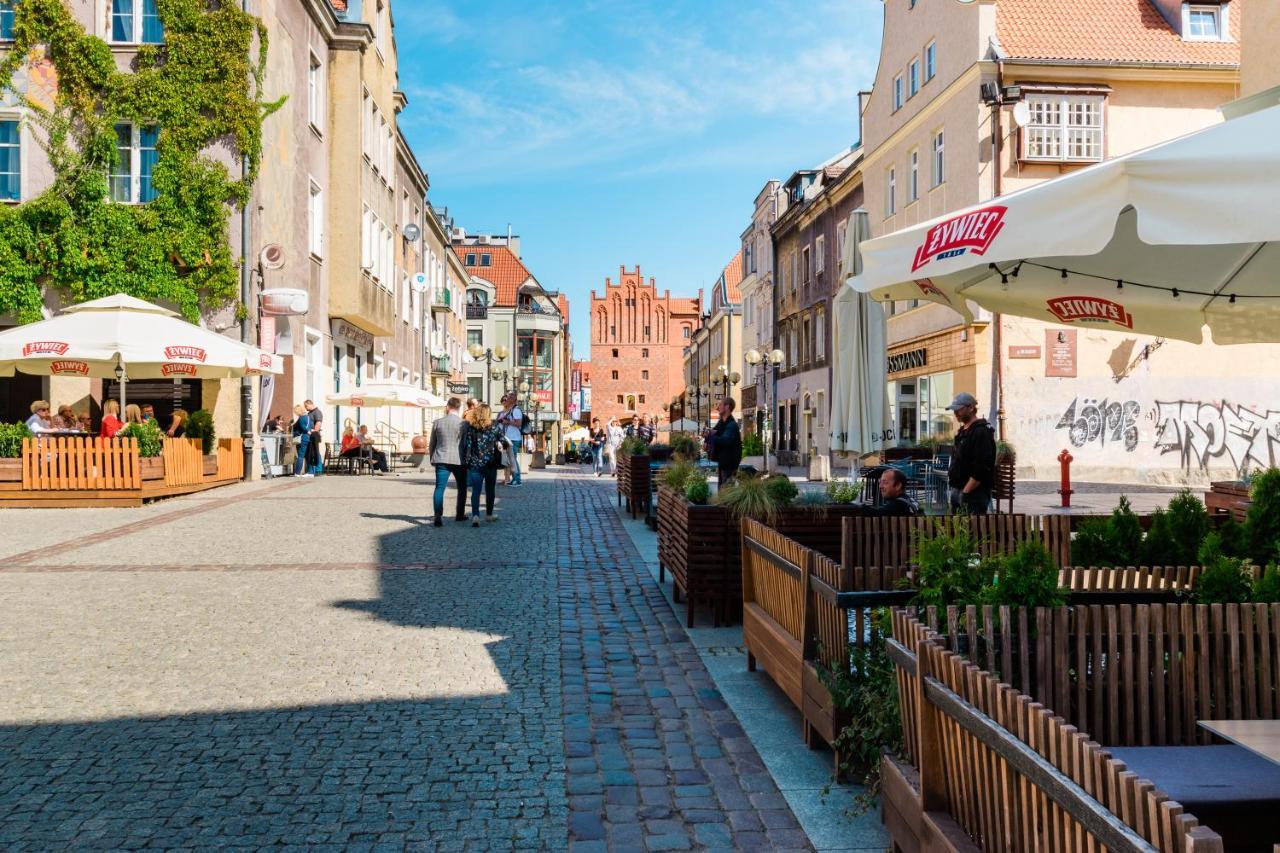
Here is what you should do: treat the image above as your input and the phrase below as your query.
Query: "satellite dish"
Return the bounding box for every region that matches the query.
[404,223,422,243]
[412,273,428,293]
[1012,101,1032,128]
[259,244,286,270]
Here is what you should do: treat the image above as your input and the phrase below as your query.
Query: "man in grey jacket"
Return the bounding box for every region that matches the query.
[429,397,468,527]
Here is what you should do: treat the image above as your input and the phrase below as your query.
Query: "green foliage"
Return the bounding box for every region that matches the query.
[1245,468,1280,566]
[658,457,696,492]
[1253,563,1280,604]
[713,475,778,524]
[763,473,798,507]
[0,421,33,457]
[1143,490,1211,566]
[0,0,282,323]
[995,439,1016,461]
[119,419,164,457]
[185,409,215,454]
[981,541,1067,609]
[620,435,648,456]
[819,609,903,814]
[741,432,764,456]
[1070,496,1144,567]
[683,472,710,505]
[825,479,863,505]
[1195,533,1254,604]
[669,432,701,460]
[796,488,830,507]
[910,517,989,610]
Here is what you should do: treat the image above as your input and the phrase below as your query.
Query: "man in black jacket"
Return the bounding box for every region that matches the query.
[704,397,742,484]
[946,392,995,515]
[865,468,921,517]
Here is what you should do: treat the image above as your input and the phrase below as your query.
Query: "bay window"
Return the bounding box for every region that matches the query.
[1023,94,1104,163]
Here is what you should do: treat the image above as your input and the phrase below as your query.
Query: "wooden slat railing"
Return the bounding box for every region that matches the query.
[890,608,1225,852]
[841,513,1072,573]
[162,437,204,487]
[21,436,141,491]
[216,439,244,481]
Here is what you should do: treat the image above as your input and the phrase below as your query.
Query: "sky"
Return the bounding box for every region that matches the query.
[395,0,884,355]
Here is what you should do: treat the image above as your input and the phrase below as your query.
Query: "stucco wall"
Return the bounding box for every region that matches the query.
[1241,0,1280,96]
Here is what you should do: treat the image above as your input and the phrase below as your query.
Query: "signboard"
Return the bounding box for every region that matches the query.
[1008,345,1041,359]
[447,381,471,395]
[887,347,927,375]
[259,316,276,353]
[581,387,591,413]
[1045,329,1078,378]
[331,319,375,350]
[534,389,554,405]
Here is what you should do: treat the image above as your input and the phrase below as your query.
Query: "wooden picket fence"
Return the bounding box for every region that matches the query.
[841,513,1072,574]
[1059,565,1203,592]
[162,438,204,487]
[21,436,141,490]
[216,438,244,481]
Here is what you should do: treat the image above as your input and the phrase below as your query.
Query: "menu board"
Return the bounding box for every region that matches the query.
[1045,329,1077,377]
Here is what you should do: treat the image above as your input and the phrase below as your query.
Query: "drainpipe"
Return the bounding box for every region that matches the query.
[239,0,254,481]
[991,59,1007,441]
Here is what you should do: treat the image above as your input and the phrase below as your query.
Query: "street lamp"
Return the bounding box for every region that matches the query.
[745,347,786,474]
[467,342,509,404]
[685,384,710,426]
[712,364,740,400]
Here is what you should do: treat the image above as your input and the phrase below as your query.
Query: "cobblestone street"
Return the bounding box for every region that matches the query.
[0,470,811,850]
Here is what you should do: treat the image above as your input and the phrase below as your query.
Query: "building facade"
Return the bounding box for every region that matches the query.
[859,0,1260,484]
[738,181,787,437]
[590,266,702,428]
[683,253,744,429]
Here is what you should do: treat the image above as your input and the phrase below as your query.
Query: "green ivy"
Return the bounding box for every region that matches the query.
[0,0,282,323]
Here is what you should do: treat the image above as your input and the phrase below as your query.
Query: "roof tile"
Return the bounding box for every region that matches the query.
[452,244,534,307]
[721,250,744,304]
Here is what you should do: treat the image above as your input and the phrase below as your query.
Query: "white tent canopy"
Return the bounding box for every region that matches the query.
[843,100,1280,346]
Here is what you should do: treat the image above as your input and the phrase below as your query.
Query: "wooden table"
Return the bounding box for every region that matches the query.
[1198,719,1280,766]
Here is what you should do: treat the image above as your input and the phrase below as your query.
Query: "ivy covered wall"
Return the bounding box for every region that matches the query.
[0,0,280,324]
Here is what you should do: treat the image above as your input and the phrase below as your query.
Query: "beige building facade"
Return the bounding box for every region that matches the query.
[738,181,787,437]
[858,0,1271,484]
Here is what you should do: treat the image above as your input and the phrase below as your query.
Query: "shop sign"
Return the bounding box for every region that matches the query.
[330,319,375,350]
[887,348,928,375]
[50,360,90,376]
[534,389,554,404]
[1008,345,1041,359]
[448,382,470,395]
[259,316,275,353]
[164,345,208,362]
[1045,329,1078,378]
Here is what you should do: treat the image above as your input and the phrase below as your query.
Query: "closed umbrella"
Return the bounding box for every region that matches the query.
[831,209,891,457]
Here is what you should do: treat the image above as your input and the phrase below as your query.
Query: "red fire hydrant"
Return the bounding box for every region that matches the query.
[1057,449,1074,508]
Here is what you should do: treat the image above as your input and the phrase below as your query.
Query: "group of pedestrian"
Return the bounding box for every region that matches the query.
[428,396,521,527]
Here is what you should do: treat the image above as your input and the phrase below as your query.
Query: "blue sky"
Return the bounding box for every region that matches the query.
[395,0,884,354]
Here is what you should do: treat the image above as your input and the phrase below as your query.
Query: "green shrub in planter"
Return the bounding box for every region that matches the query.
[620,436,648,456]
[1071,496,1144,567]
[763,473,798,507]
[658,458,697,492]
[119,420,164,458]
[1144,490,1210,567]
[669,433,701,460]
[1254,563,1280,604]
[185,409,216,455]
[0,422,33,458]
[1246,468,1280,566]
[683,473,710,505]
[713,475,778,523]
[910,517,989,610]
[742,432,764,456]
[982,540,1067,609]
[825,479,862,505]
[1195,533,1254,604]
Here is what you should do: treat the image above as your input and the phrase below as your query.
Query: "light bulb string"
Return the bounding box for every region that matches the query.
[982,261,1267,301]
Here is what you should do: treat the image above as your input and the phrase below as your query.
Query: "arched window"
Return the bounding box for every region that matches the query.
[468,289,488,305]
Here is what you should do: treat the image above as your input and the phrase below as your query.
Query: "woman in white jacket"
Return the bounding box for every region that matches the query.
[605,418,625,476]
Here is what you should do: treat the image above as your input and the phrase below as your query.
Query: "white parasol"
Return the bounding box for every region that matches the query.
[831,209,891,457]
[326,382,444,409]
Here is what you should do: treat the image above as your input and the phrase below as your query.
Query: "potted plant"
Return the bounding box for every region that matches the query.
[616,435,652,518]
[120,420,165,480]
[0,422,32,482]
[185,409,217,455]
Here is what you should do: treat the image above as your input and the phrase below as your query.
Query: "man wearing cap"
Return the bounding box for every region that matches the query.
[946,392,995,515]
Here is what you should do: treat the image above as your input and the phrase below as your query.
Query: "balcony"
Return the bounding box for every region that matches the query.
[431,290,452,314]
[430,355,451,375]
[465,303,488,320]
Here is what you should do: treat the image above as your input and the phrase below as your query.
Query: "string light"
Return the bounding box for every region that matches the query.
[1116,279,1124,290]
[1230,294,1237,304]
[1060,268,1068,279]
[1171,288,1179,299]
[994,260,1270,303]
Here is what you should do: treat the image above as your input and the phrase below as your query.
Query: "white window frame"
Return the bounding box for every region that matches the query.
[0,115,21,202]
[373,0,387,59]
[361,205,373,271]
[909,59,920,98]
[1022,94,1105,163]
[925,41,936,81]
[814,234,825,274]
[893,75,903,111]
[308,53,324,133]
[932,129,945,187]
[109,122,158,204]
[835,220,848,275]
[886,167,896,216]
[107,0,163,45]
[308,179,324,259]
[815,307,825,363]
[1184,3,1227,41]
[908,149,919,203]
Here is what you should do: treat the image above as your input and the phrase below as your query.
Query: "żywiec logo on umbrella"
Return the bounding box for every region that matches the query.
[50,360,89,376]
[163,346,208,362]
[1046,296,1134,329]
[913,278,952,306]
[22,341,70,357]
[911,205,1007,272]
[161,363,198,377]
[350,397,364,407]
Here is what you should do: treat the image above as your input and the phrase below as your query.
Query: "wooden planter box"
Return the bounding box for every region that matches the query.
[1206,480,1251,521]
[0,458,20,483]
[616,451,651,518]
[992,452,1016,513]
[140,456,165,482]
[203,455,218,477]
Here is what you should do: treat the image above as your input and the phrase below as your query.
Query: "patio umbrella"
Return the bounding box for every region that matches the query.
[565,426,590,441]
[0,293,282,409]
[668,418,700,433]
[843,98,1280,345]
[831,210,891,456]
[325,382,443,409]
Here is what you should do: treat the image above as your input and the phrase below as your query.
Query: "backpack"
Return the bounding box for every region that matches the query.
[520,412,534,435]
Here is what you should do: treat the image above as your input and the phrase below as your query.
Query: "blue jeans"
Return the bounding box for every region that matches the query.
[468,466,497,516]
[433,464,467,520]
[592,446,603,473]
[293,434,310,475]
[509,441,522,483]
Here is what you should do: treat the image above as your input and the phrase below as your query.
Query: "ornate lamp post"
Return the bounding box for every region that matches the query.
[467,343,509,404]
[711,364,740,401]
[685,384,710,426]
[744,347,786,474]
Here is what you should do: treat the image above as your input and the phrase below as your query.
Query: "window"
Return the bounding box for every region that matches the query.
[909,149,919,203]
[925,41,936,81]
[639,395,646,404]
[641,348,649,358]
[612,348,619,357]
[0,1,14,40]
[886,167,896,216]
[1023,95,1105,162]
[835,221,848,274]
[111,0,163,43]
[683,326,690,339]
[815,235,825,274]
[909,60,920,98]
[362,206,373,269]
[110,123,158,203]
[1185,4,1224,40]
[893,75,903,111]
[480,253,491,267]
[790,251,798,294]
[611,370,619,380]
[308,181,323,257]
[801,245,810,286]
[373,0,386,57]
[0,119,18,201]
[815,307,825,362]
[641,370,649,380]
[465,253,476,265]
[932,129,945,186]
[467,329,483,347]
[617,395,624,404]
[308,54,323,130]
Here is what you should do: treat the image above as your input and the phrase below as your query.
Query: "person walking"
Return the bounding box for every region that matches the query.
[605,418,624,476]
[588,419,607,476]
[704,397,743,485]
[429,397,469,527]
[461,403,506,527]
[495,393,524,486]
[945,392,996,515]
[291,404,313,478]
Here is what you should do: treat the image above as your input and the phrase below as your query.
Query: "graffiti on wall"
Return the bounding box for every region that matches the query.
[1153,401,1280,473]
[1055,398,1141,452]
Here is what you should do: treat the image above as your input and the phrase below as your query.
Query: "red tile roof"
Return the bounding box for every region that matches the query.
[997,0,1241,66]
[453,245,535,307]
[557,293,569,318]
[721,250,744,304]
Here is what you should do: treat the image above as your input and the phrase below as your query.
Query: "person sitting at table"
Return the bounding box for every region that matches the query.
[356,424,389,473]
[141,404,156,422]
[124,404,143,426]
[166,408,188,438]
[53,405,79,430]
[26,400,53,434]
[864,468,921,517]
[100,400,124,439]
[339,425,363,458]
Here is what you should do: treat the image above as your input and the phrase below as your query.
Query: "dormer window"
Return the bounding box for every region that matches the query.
[465,252,476,265]
[1185,4,1225,40]
[479,253,491,267]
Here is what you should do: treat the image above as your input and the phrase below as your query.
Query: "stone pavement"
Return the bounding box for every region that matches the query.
[0,468,814,850]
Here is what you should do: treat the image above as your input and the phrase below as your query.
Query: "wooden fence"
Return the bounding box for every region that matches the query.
[162,438,204,487]
[216,438,244,481]
[21,436,141,490]
[888,609,1225,853]
[841,513,1072,574]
